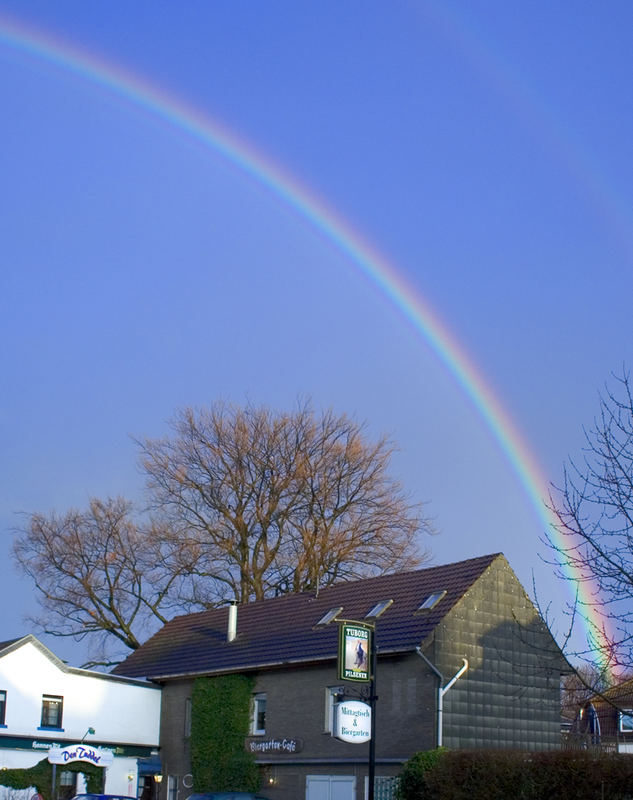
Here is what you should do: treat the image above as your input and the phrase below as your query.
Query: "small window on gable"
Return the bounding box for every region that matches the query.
[365,599,393,619]
[620,710,633,732]
[0,690,6,726]
[316,606,343,626]
[417,590,447,612]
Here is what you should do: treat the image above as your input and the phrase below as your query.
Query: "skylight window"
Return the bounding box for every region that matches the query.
[365,599,393,619]
[316,606,343,626]
[417,590,447,611]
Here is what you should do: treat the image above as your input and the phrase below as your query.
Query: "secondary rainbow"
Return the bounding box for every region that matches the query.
[0,14,612,673]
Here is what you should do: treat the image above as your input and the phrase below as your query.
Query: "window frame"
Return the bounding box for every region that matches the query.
[620,709,633,732]
[0,690,6,726]
[40,694,64,729]
[365,599,393,619]
[184,697,192,738]
[59,771,77,791]
[417,590,447,611]
[167,775,178,800]
[324,686,344,734]
[316,606,343,626]
[251,693,266,736]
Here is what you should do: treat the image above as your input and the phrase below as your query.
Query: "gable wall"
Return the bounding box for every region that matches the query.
[0,641,161,745]
[432,556,563,750]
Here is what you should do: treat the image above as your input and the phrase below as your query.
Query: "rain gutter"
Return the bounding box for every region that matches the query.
[416,647,468,747]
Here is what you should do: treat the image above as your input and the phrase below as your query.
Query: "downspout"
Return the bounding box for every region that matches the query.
[416,647,469,747]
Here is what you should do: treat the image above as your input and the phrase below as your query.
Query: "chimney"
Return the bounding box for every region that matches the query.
[227,601,238,642]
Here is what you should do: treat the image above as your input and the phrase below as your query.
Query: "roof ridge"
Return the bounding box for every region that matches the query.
[171,551,503,616]
[113,552,504,680]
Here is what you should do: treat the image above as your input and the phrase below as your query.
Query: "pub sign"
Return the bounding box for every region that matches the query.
[338,622,371,682]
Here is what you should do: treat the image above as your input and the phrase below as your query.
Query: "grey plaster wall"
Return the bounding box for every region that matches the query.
[433,556,564,750]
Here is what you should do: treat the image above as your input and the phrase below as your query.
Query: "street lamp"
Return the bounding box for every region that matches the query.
[81,727,95,742]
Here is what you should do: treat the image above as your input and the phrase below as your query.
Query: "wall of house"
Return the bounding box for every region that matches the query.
[0,640,161,796]
[432,557,564,750]
[247,657,437,761]
[159,655,438,800]
[157,678,192,788]
[0,641,161,744]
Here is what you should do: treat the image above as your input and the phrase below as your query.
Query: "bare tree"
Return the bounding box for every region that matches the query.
[12,497,197,668]
[561,663,611,723]
[12,402,430,665]
[548,369,633,671]
[138,401,430,604]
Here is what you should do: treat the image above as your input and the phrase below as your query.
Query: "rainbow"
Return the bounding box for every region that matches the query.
[0,12,614,675]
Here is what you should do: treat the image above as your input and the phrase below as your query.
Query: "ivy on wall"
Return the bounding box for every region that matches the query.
[191,674,259,793]
[0,758,102,799]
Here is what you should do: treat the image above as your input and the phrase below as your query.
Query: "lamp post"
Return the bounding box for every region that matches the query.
[367,629,377,800]
[335,600,391,800]
[81,727,95,742]
[364,599,392,800]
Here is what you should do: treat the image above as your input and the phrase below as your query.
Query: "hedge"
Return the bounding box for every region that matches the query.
[0,758,103,799]
[397,749,633,800]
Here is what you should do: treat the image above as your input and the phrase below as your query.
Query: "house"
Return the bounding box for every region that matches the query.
[573,677,633,753]
[114,553,568,800]
[0,635,161,798]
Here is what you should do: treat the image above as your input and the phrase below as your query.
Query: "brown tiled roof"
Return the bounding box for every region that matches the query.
[596,677,633,706]
[113,553,502,680]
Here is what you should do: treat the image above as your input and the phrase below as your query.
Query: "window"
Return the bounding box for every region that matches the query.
[167,775,178,800]
[58,770,77,800]
[251,693,266,735]
[325,686,344,733]
[316,607,343,626]
[620,710,633,732]
[365,599,393,619]
[364,775,399,800]
[0,691,6,726]
[40,695,63,728]
[417,590,446,611]
[184,697,192,738]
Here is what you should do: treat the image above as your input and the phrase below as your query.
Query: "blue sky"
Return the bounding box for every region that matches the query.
[1,0,632,666]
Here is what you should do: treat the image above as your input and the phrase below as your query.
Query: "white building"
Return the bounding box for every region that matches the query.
[0,635,161,798]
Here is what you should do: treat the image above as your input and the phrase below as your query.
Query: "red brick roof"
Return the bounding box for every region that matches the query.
[113,553,501,680]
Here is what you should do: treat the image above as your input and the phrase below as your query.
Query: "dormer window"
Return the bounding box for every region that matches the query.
[316,606,343,626]
[417,590,446,611]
